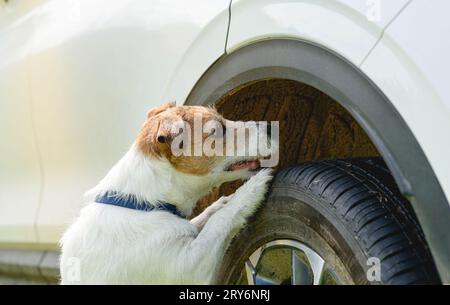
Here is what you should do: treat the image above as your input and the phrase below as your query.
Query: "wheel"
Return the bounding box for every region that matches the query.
[217,158,440,285]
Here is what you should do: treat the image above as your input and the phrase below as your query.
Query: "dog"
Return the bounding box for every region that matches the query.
[59,102,274,284]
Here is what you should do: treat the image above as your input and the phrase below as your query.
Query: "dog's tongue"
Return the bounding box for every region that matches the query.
[230,160,260,171]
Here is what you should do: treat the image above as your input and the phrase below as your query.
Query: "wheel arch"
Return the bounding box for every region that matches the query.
[185,38,450,282]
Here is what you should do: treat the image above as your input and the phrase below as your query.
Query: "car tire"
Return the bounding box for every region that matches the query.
[216,158,440,285]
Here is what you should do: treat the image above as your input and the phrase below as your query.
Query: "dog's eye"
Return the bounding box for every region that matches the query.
[157,135,166,143]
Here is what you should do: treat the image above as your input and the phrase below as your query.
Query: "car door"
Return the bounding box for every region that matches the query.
[0,0,42,245]
[26,0,230,245]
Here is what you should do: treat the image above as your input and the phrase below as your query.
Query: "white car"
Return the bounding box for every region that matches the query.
[0,0,449,284]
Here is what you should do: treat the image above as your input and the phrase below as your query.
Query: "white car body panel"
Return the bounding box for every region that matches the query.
[227,0,409,65]
[0,0,229,246]
[361,0,450,204]
[0,2,41,244]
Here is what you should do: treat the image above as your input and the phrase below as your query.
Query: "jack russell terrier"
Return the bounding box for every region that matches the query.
[60,102,275,284]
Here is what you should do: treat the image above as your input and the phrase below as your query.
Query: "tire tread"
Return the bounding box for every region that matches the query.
[273,158,439,284]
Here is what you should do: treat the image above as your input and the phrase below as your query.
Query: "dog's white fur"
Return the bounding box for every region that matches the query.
[60,137,273,284]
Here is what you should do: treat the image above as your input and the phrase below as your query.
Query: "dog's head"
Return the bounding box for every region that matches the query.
[136,102,275,186]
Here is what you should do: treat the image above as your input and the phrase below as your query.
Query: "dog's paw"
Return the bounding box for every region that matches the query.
[207,194,232,215]
[238,168,273,196]
[233,168,273,218]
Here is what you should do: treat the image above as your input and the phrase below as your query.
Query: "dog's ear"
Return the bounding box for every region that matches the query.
[138,102,186,158]
[147,102,176,119]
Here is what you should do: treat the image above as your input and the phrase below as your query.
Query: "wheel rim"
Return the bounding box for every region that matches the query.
[241,239,343,285]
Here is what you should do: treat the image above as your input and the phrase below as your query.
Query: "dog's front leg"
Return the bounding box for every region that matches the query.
[190,195,232,231]
[182,169,273,283]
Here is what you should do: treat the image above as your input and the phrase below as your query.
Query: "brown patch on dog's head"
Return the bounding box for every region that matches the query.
[136,103,227,175]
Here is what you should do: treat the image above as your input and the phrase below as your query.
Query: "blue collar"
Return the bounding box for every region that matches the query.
[94,191,185,218]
